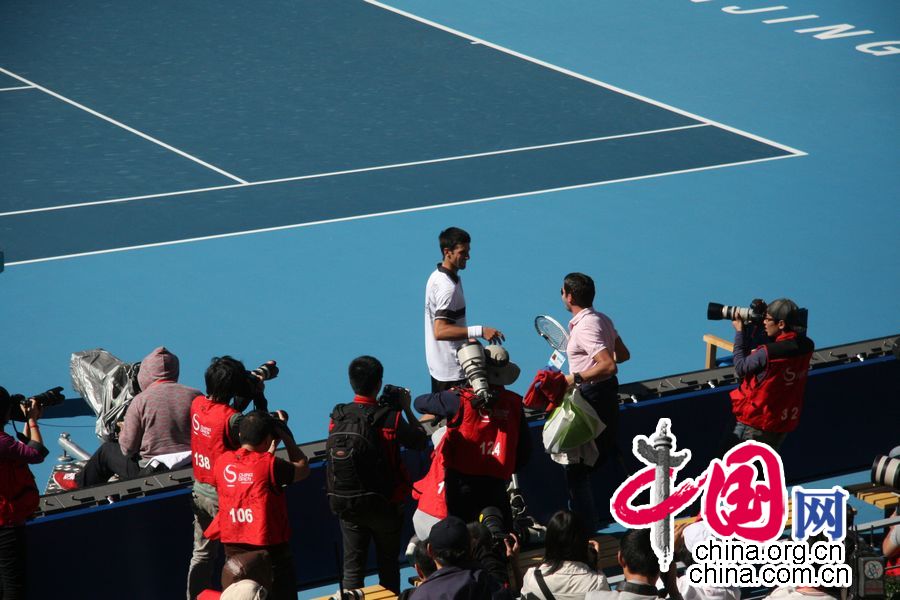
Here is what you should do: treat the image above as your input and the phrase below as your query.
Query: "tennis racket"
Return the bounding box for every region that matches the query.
[534,315,569,369]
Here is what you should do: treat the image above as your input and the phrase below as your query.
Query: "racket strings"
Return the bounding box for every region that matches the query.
[535,317,568,351]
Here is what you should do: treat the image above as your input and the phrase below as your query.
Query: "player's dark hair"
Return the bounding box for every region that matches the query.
[543,510,592,574]
[439,227,470,254]
[348,356,383,397]
[205,356,246,403]
[239,411,275,446]
[620,529,659,578]
[563,272,596,307]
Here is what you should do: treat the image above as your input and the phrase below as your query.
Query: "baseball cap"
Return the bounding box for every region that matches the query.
[427,516,470,554]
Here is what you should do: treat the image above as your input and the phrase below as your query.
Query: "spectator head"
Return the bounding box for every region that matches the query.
[220,579,268,600]
[410,537,437,581]
[562,273,595,308]
[348,356,383,398]
[439,227,471,255]
[0,386,11,425]
[618,529,660,581]
[221,549,273,592]
[239,411,276,449]
[205,356,247,403]
[679,520,714,567]
[427,516,471,568]
[543,510,592,574]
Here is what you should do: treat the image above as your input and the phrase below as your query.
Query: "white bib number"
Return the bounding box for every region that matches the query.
[228,507,254,523]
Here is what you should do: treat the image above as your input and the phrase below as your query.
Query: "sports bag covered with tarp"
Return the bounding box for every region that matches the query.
[70,349,141,442]
[542,388,605,454]
[325,402,393,516]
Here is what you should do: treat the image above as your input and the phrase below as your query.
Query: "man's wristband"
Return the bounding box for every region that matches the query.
[467,325,483,338]
[28,420,39,428]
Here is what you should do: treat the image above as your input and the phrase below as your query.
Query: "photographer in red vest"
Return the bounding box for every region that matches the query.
[414,342,531,529]
[205,410,309,600]
[729,298,814,451]
[0,387,47,599]
[189,356,276,599]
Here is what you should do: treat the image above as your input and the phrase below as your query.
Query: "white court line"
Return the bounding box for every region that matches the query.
[0,85,34,92]
[364,0,807,157]
[0,67,248,184]
[6,153,799,266]
[0,123,709,217]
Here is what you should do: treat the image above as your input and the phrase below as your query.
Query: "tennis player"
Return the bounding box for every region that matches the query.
[424,227,504,392]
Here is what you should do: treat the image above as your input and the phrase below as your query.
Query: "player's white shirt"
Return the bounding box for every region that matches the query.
[424,265,467,381]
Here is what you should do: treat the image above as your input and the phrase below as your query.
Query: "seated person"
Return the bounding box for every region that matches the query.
[586,529,660,600]
[54,346,199,490]
[412,516,506,599]
[520,510,610,600]
[399,537,438,600]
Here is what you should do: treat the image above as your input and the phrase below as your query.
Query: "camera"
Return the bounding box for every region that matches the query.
[378,384,408,410]
[707,299,767,324]
[456,341,493,408]
[234,361,279,411]
[268,410,294,441]
[9,386,65,421]
[478,506,511,552]
[871,454,900,491]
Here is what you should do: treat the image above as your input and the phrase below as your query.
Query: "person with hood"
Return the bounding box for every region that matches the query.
[54,346,200,489]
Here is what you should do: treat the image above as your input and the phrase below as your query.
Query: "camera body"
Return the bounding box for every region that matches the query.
[8,386,65,421]
[707,299,768,325]
[233,361,279,412]
[377,384,408,410]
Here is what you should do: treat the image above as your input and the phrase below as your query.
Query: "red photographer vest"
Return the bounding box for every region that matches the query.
[442,388,522,479]
[205,448,290,546]
[730,332,814,433]
[0,459,39,527]
[190,396,239,486]
[412,435,448,520]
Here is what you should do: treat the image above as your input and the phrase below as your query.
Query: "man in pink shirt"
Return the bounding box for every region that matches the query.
[561,272,630,533]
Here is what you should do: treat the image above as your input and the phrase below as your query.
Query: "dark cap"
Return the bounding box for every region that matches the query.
[427,516,470,553]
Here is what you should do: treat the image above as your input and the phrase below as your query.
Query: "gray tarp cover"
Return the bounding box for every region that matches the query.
[69,349,139,442]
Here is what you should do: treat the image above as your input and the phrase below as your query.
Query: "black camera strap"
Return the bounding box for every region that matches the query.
[532,567,557,600]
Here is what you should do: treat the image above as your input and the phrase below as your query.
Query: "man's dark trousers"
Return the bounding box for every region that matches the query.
[339,501,403,593]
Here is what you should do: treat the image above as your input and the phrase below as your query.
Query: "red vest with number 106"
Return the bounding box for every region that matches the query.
[205,448,290,546]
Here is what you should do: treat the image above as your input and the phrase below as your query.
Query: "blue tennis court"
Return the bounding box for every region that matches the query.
[1,0,898,492]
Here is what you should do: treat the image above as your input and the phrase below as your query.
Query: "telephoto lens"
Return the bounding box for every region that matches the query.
[31,386,65,409]
[478,506,507,541]
[872,455,900,491]
[251,361,279,381]
[456,341,491,406]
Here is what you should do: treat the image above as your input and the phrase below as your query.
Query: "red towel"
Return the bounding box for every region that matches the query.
[523,370,568,412]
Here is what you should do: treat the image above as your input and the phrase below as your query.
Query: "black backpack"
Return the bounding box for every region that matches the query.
[326,402,394,516]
